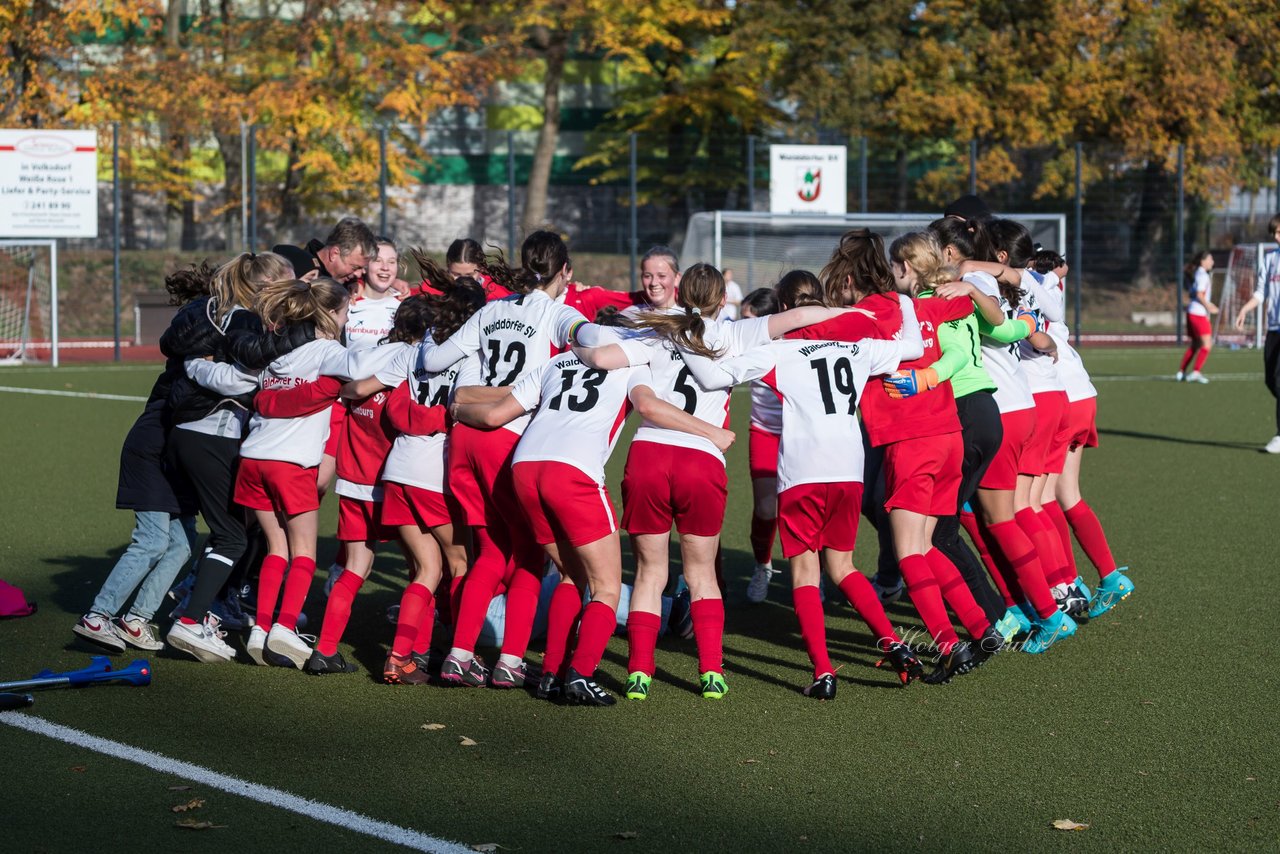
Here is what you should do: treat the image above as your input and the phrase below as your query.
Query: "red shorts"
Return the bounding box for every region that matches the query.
[234,458,320,516]
[323,402,347,458]
[513,461,618,547]
[883,433,963,517]
[381,481,454,530]
[447,423,521,528]
[1187,312,1212,340]
[979,408,1036,491]
[777,481,863,558]
[1055,397,1100,462]
[337,495,397,542]
[748,427,780,480]
[1023,391,1069,476]
[621,441,728,537]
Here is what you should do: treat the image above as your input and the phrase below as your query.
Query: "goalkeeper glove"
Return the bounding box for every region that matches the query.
[883,367,939,399]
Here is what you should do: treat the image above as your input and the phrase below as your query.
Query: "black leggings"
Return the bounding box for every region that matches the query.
[166,428,249,620]
[1265,331,1280,434]
[931,391,1006,623]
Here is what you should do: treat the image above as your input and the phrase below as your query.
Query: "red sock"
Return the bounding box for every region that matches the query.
[450,539,506,653]
[316,570,363,656]
[898,554,959,653]
[1179,346,1195,372]
[254,554,289,630]
[749,513,776,565]
[626,610,661,676]
[543,582,582,678]
[690,598,725,673]
[792,585,833,678]
[410,589,437,656]
[569,600,616,676]
[1042,501,1078,577]
[1193,347,1209,372]
[1016,508,1069,589]
[499,568,541,659]
[1033,508,1074,586]
[392,583,431,658]
[985,520,1056,618]
[448,574,466,627]
[961,509,1007,603]
[1063,500,1117,579]
[276,556,316,630]
[837,572,899,649]
[924,548,990,638]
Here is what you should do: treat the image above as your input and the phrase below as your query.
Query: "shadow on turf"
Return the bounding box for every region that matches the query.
[1099,427,1262,451]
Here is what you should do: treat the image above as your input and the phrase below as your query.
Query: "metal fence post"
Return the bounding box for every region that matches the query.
[507,130,516,258]
[629,132,638,291]
[239,122,248,252]
[969,139,978,195]
[1176,144,1185,347]
[378,125,388,236]
[1073,142,1083,348]
[746,135,755,288]
[247,124,257,251]
[112,122,121,363]
[860,136,868,213]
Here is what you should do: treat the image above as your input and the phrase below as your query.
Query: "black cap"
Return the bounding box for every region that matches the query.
[271,244,321,279]
[943,194,992,223]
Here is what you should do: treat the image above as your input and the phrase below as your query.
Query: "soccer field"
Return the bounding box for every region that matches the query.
[0,349,1276,853]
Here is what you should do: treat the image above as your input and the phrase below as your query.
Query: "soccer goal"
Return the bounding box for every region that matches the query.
[0,240,58,366]
[682,211,1068,293]
[1218,242,1275,349]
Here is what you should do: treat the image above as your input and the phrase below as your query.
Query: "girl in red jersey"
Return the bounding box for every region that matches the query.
[740,285,785,603]
[625,245,681,313]
[413,239,512,302]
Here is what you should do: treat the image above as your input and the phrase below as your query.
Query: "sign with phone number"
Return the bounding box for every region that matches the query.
[0,129,98,238]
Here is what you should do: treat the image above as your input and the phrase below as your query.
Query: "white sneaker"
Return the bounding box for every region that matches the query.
[115,614,164,651]
[1265,435,1280,454]
[266,623,312,669]
[73,612,125,652]
[1187,371,1209,384]
[166,614,234,663]
[746,564,775,603]
[246,625,268,666]
[1174,371,1185,382]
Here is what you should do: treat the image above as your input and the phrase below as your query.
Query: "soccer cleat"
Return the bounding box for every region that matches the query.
[265,623,312,669]
[1187,371,1209,384]
[625,671,652,701]
[1174,370,1185,382]
[876,641,924,686]
[669,589,694,639]
[803,673,837,700]
[383,653,430,685]
[1088,568,1135,619]
[166,614,235,663]
[246,625,268,666]
[438,653,490,687]
[1060,583,1090,619]
[490,659,530,689]
[922,644,976,684]
[304,649,357,675]
[1264,435,1280,454]
[971,625,1006,666]
[563,667,616,706]
[73,613,126,652]
[994,610,1023,642]
[872,576,904,604]
[700,671,728,700]
[115,615,164,652]
[534,673,563,701]
[746,563,776,604]
[1022,609,1078,654]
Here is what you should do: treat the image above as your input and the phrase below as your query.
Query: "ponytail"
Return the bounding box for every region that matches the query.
[430,276,486,343]
[255,277,349,340]
[775,269,823,310]
[210,251,294,323]
[627,262,724,359]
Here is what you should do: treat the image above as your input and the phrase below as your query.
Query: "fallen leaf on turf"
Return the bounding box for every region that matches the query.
[421,723,446,731]
[459,736,478,747]
[171,798,205,813]
[615,831,639,839]
[739,759,758,765]
[174,819,224,830]
[168,786,191,792]
[1137,771,1149,777]
[1141,700,1155,706]
[1051,820,1089,831]
[768,749,778,756]
[69,765,86,772]
[470,844,504,852]
[1246,776,1257,782]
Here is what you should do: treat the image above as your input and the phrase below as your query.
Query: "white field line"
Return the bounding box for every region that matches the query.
[0,364,159,374]
[0,713,472,854]
[0,385,147,402]
[1092,373,1261,382]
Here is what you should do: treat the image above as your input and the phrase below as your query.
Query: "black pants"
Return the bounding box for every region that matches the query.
[931,391,1006,623]
[166,428,249,620]
[1265,331,1280,434]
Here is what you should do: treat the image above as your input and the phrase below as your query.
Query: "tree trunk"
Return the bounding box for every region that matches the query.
[279,135,305,233]
[521,30,568,237]
[1132,159,1172,289]
[161,0,186,250]
[215,129,243,252]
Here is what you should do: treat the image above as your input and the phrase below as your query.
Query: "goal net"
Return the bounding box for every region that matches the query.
[682,212,1068,294]
[0,240,57,366]
[1217,242,1275,349]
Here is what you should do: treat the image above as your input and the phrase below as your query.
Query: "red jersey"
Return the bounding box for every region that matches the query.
[861,296,972,446]
[561,282,643,321]
[414,272,510,302]
[334,344,409,499]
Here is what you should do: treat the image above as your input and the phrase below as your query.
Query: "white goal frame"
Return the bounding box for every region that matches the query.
[0,239,58,367]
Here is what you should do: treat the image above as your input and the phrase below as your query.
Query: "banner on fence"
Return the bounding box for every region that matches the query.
[769,144,847,215]
[0,129,98,238]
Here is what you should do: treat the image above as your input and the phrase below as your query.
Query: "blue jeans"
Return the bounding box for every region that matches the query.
[91,512,197,620]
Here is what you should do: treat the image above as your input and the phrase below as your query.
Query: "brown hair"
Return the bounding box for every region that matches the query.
[889,232,958,296]
[255,277,349,341]
[775,269,823,309]
[383,294,433,345]
[1268,213,1280,236]
[323,217,378,260]
[165,260,216,306]
[430,276,486,344]
[210,252,294,323]
[627,262,724,359]
[819,229,894,306]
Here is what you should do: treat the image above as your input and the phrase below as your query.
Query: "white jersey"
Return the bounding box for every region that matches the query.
[749,381,783,434]
[239,339,351,467]
[969,271,1035,414]
[1187,268,1211,318]
[1034,273,1097,402]
[1017,271,1065,394]
[422,289,588,436]
[345,293,400,351]
[1253,248,1280,331]
[510,352,646,484]
[381,337,461,493]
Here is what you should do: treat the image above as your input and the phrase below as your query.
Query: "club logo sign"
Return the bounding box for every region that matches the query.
[770,145,846,215]
[797,168,821,202]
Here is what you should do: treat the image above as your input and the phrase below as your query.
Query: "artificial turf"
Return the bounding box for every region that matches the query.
[0,350,1277,852]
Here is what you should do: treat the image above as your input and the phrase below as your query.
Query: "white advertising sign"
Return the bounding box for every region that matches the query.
[769,144,847,215]
[0,129,98,238]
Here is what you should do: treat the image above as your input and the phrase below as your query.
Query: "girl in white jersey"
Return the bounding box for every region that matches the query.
[1176,250,1218,383]
[740,285,787,603]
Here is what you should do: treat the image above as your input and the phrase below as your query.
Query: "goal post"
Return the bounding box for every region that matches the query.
[682,211,1068,295]
[0,239,58,367]
[1217,242,1275,349]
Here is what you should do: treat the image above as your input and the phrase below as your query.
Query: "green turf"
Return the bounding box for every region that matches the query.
[1,350,1277,852]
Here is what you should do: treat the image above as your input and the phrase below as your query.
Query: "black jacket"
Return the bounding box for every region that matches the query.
[115,360,197,514]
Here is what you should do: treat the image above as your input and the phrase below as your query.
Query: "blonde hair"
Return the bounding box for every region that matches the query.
[889,232,959,296]
[255,277,349,340]
[210,252,294,323]
[627,262,723,359]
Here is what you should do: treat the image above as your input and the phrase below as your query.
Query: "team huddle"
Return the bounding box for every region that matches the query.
[74,197,1134,706]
